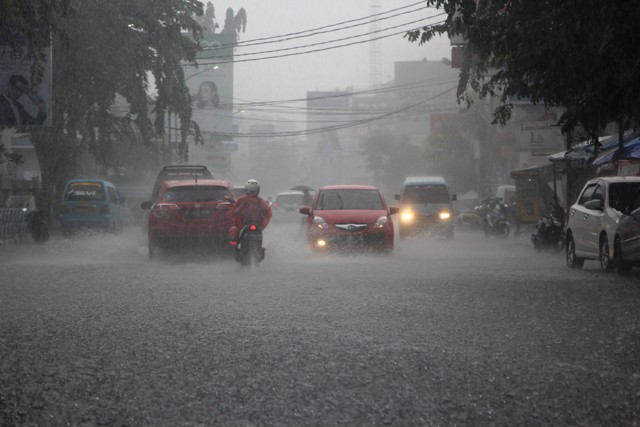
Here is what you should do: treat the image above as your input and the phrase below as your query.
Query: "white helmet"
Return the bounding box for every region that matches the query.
[244,179,260,195]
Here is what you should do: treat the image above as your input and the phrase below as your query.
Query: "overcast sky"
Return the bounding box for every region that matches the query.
[208,0,452,104]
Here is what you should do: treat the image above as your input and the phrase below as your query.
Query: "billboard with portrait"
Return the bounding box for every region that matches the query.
[184,33,235,142]
[0,25,52,128]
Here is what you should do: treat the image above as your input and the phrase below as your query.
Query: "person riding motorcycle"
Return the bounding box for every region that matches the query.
[228,179,272,242]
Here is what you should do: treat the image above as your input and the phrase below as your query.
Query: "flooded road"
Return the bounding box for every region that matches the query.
[2,223,639,425]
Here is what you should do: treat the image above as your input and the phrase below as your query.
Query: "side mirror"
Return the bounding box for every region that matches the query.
[299,206,311,215]
[451,194,457,201]
[141,201,152,210]
[394,194,400,201]
[389,206,399,215]
[584,199,604,211]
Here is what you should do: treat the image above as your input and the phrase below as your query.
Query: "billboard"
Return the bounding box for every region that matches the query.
[0,25,52,127]
[184,33,235,142]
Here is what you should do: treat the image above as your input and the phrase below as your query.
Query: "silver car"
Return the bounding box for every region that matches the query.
[565,176,640,271]
[614,187,640,273]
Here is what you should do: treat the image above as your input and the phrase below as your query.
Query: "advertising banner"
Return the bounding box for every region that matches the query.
[0,25,52,128]
[184,33,235,142]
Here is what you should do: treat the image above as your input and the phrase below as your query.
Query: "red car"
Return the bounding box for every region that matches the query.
[141,179,234,259]
[299,184,399,253]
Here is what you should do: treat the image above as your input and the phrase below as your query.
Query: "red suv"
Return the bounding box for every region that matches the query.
[142,179,234,259]
[299,184,399,253]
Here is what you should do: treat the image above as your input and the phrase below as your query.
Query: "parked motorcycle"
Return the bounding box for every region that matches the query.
[25,208,49,243]
[234,222,265,266]
[531,205,565,253]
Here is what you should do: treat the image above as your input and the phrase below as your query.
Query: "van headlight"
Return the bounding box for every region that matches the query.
[439,211,451,220]
[400,209,415,223]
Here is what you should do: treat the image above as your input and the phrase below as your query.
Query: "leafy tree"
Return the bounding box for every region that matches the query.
[221,7,247,35]
[361,129,426,196]
[2,0,204,205]
[407,0,640,154]
[423,112,478,195]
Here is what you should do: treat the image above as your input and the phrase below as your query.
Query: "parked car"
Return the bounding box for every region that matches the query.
[59,179,125,234]
[565,176,640,271]
[613,186,640,274]
[150,165,214,202]
[141,179,234,259]
[299,184,398,253]
[394,176,456,239]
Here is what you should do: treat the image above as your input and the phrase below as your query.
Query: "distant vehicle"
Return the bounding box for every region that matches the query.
[141,179,234,259]
[59,179,125,234]
[612,186,640,274]
[565,176,640,272]
[151,165,213,202]
[299,184,398,253]
[232,186,246,199]
[394,176,456,239]
[273,191,306,212]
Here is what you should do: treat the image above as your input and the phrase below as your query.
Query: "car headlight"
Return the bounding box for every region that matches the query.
[312,216,328,229]
[439,211,451,220]
[373,216,389,229]
[400,209,414,223]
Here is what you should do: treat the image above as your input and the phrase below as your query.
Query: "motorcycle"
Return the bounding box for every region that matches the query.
[474,198,510,238]
[234,222,265,266]
[531,208,565,253]
[25,208,49,243]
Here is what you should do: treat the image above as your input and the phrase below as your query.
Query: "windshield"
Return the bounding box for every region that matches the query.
[403,185,450,204]
[315,189,384,210]
[161,185,231,203]
[64,182,105,201]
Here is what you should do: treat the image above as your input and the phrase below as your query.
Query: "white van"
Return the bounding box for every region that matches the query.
[394,176,456,238]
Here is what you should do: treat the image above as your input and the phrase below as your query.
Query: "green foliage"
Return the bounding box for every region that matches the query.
[361,130,426,195]
[406,0,640,141]
[423,113,476,194]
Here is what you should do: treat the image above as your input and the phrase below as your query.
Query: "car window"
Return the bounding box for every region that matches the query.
[403,185,450,204]
[629,189,640,213]
[578,184,597,205]
[608,182,640,211]
[316,189,384,210]
[592,184,604,202]
[161,185,231,202]
[276,194,303,205]
[64,182,105,201]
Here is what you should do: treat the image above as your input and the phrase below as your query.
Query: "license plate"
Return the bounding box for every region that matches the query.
[185,209,211,218]
[75,206,95,214]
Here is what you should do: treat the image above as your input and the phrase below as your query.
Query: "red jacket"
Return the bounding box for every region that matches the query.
[229,194,272,230]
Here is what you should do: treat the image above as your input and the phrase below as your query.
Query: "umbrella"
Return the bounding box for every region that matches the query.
[290,184,314,192]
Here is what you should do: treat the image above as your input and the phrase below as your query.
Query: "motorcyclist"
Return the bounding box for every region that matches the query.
[486,198,503,228]
[228,179,272,242]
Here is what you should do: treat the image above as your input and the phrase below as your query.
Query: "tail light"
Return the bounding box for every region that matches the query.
[100,205,110,214]
[249,224,257,231]
[151,203,180,220]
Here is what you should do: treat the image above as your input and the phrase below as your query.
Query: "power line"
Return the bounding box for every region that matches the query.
[215,75,459,112]
[212,86,458,139]
[192,19,445,66]
[204,1,428,50]
[216,15,444,60]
